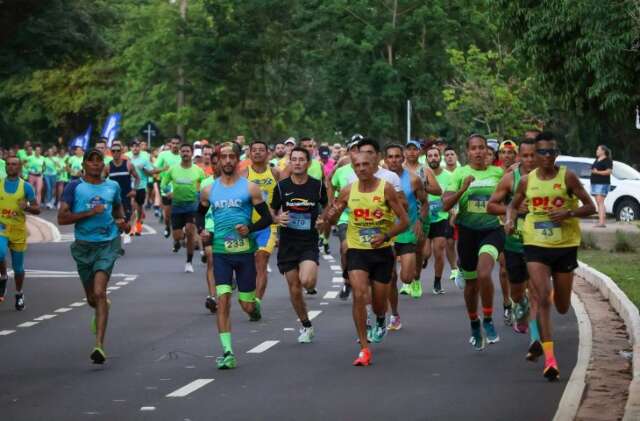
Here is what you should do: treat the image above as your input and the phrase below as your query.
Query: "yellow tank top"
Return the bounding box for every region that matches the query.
[522,166,580,248]
[247,165,277,223]
[346,179,394,249]
[0,178,27,243]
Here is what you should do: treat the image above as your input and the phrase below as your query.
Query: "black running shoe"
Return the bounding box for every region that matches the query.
[205,296,217,313]
[15,293,25,311]
[163,228,170,238]
[0,276,7,302]
[90,347,106,364]
[323,242,330,255]
[339,283,351,300]
[305,288,318,295]
[200,252,207,264]
[172,241,181,253]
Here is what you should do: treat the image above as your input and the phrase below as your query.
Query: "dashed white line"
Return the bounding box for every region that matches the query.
[323,291,339,299]
[320,302,329,306]
[107,286,120,291]
[54,307,72,313]
[247,340,280,353]
[0,330,16,336]
[124,276,136,281]
[69,302,86,307]
[166,379,214,398]
[330,265,342,271]
[33,314,57,321]
[332,277,343,283]
[140,407,156,411]
[308,310,322,320]
[17,321,39,328]
[115,281,129,286]
[283,328,295,331]
[321,254,332,260]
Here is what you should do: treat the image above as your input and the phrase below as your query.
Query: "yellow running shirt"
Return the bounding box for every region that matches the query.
[0,178,28,249]
[247,165,277,223]
[522,166,580,248]
[346,179,394,249]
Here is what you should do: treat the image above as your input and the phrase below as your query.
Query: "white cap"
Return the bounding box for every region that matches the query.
[284,137,296,146]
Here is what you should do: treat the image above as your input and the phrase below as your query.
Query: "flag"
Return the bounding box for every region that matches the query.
[69,124,92,151]
[100,113,121,147]
[636,107,640,130]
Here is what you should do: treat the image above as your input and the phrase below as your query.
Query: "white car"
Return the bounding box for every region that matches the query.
[555,155,640,221]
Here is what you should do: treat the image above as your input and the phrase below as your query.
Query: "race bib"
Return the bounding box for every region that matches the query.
[429,199,442,216]
[287,212,311,230]
[223,233,250,252]
[533,220,563,244]
[358,227,381,244]
[467,194,489,213]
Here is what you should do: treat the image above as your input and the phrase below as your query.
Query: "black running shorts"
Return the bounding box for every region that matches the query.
[523,245,578,273]
[504,250,528,284]
[346,247,395,284]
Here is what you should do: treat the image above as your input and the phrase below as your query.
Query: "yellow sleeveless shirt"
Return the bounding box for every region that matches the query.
[0,178,27,246]
[346,179,394,249]
[522,166,581,248]
[247,165,277,223]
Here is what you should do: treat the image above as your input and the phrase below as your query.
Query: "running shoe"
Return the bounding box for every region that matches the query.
[410,280,423,298]
[122,234,132,244]
[172,241,181,253]
[184,262,194,273]
[0,276,7,302]
[503,305,513,327]
[134,221,143,236]
[339,283,351,300]
[449,268,459,282]
[305,288,317,295]
[432,280,444,295]
[205,296,217,313]
[543,357,560,381]
[352,348,371,366]
[249,299,262,322]
[163,228,170,238]
[387,315,402,331]
[513,296,530,322]
[322,237,330,255]
[200,250,206,264]
[370,324,387,343]
[469,325,485,351]
[454,270,465,289]
[298,327,314,343]
[15,293,24,311]
[399,283,411,295]
[513,320,528,334]
[216,351,236,369]
[154,207,161,218]
[482,319,500,344]
[90,347,106,364]
[526,340,543,362]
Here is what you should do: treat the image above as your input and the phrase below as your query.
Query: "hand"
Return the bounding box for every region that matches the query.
[115,218,129,233]
[413,220,424,241]
[315,217,326,232]
[92,204,105,215]
[370,233,386,248]
[18,199,28,210]
[200,230,211,241]
[235,224,250,236]
[548,209,570,224]
[166,192,173,199]
[127,190,136,198]
[461,176,475,191]
[517,201,528,214]
[325,204,338,221]
[277,211,289,227]
[504,219,515,236]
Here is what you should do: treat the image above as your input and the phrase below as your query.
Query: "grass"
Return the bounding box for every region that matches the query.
[579,247,640,309]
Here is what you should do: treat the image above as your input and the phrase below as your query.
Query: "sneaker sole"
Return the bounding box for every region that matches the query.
[91,349,106,364]
[470,337,486,351]
[544,366,560,381]
[526,341,544,362]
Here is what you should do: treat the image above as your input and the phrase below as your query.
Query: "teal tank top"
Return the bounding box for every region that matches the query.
[210,177,256,254]
[395,169,418,244]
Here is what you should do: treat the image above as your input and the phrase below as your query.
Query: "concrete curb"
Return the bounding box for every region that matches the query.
[26,215,61,243]
[553,292,592,421]
[576,262,640,421]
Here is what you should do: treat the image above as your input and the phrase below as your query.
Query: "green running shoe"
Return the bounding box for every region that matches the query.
[399,284,411,295]
[249,299,262,322]
[216,352,237,369]
[90,347,106,364]
[410,280,423,298]
[370,324,387,344]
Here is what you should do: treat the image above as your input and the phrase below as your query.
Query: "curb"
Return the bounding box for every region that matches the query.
[553,292,592,421]
[26,215,61,243]
[576,262,640,421]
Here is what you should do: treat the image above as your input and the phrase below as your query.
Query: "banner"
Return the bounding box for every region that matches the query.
[101,113,121,147]
[69,124,92,151]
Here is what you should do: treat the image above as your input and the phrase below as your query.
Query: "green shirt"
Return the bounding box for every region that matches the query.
[331,164,355,225]
[68,155,84,177]
[43,157,57,176]
[429,169,452,224]
[55,156,69,182]
[0,159,6,179]
[130,153,154,190]
[308,159,323,180]
[155,150,181,195]
[504,167,524,253]
[447,165,504,230]
[162,164,206,205]
[26,155,45,175]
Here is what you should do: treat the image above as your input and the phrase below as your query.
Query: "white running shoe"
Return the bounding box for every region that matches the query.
[184,262,194,273]
[122,234,132,245]
[298,327,314,343]
[454,270,466,289]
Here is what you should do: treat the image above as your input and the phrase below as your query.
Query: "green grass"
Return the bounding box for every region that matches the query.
[579,249,640,309]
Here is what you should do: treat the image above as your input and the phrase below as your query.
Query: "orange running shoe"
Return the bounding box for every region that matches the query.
[352,348,371,366]
[135,221,143,236]
[543,357,560,382]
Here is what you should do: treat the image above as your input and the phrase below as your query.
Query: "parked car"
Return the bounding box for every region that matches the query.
[555,155,640,221]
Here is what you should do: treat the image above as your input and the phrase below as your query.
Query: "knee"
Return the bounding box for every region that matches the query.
[93,289,107,302]
[352,288,368,303]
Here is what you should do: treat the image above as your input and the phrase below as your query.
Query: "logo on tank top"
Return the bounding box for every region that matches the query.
[531,196,565,210]
[214,199,242,209]
[353,208,384,221]
[89,195,105,209]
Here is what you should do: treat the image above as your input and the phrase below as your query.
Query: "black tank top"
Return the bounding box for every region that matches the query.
[109,160,132,197]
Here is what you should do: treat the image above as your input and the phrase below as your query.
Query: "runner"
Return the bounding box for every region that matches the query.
[43,148,58,209]
[68,146,84,181]
[320,150,408,366]
[161,143,206,273]
[241,140,280,302]
[105,143,139,246]
[271,147,328,343]
[299,137,331,253]
[442,146,460,281]
[270,141,286,167]
[423,146,454,294]
[507,131,595,381]
[443,134,505,351]
[488,139,537,334]
[383,144,427,330]
[155,136,182,238]
[199,142,272,369]
[57,148,130,364]
[0,157,40,311]
[25,144,45,205]
[129,140,159,236]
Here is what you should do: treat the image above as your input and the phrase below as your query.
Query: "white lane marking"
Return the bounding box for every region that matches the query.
[330,265,342,270]
[0,330,16,336]
[54,307,72,313]
[33,314,57,321]
[247,340,279,353]
[320,302,329,306]
[332,277,343,283]
[166,379,214,398]
[321,254,334,260]
[69,302,86,307]
[308,310,322,320]
[283,328,295,332]
[140,407,156,411]
[107,286,120,291]
[142,224,157,235]
[116,281,129,286]
[18,321,39,328]
[124,276,136,281]
[332,285,341,288]
[323,291,339,299]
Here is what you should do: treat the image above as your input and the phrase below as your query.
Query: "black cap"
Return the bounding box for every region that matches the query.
[319,146,331,158]
[83,148,104,162]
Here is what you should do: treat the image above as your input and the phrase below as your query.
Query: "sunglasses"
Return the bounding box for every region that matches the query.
[536,148,559,157]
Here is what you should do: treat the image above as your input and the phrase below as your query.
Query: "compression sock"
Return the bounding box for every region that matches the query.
[542,341,555,361]
[529,320,541,343]
[482,307,493,319]
[301,319,312,328]
[219,332,233,354]
[187,253,193,263]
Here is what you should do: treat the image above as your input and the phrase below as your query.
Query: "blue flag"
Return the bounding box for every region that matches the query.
[69,125,92,151]
[101,113,121,147]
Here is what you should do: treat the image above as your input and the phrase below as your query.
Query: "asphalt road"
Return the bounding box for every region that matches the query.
[0,210,578,421]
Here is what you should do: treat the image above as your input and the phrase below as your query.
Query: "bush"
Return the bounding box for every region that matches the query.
[580,232,600,250]
[613,230,636,253]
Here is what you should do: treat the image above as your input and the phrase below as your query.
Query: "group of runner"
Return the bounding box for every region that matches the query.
[0,130,595,380]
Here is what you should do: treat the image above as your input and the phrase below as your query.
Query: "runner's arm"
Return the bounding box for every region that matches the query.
[22,183,40,215]
[384,183,409,239]
[127,161,141,186]
[320,186,349,226]
[505,176,528,235]
[423,167,442,196]
[442,175,473,211]
[195,185,210,233]
[486,173,513,216]
[245,182,273,233]
[548,170,596,223]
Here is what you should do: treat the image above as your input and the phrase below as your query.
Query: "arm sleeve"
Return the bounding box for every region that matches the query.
[247,202,273,233]
[270,184,282,211]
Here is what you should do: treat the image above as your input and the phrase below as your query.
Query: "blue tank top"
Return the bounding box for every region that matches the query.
[210,177,256,254]
[108,160,131,197]
[395,169,418,244]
